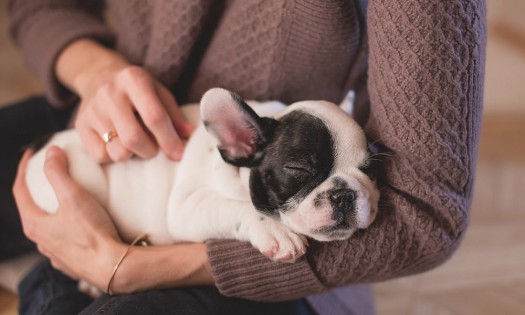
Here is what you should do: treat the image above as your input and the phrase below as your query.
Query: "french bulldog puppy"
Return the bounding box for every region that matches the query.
[25,88,380,261]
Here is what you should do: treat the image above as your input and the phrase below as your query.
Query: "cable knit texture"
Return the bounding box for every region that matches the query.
[8,1,114,106]
[8,0,486,314]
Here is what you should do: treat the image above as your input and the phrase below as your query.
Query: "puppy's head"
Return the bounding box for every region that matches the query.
[201,88,380,242]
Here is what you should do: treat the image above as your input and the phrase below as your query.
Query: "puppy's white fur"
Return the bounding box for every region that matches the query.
[26,101,308,258]
[0,89,378,294]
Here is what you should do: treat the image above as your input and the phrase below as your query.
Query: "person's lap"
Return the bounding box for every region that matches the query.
[20,260,312,315]
[0,96,73,260]
[80,286,312,315]
[2,97,314,315]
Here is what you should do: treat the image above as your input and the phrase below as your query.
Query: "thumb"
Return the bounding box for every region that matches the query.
[43,146,78,201]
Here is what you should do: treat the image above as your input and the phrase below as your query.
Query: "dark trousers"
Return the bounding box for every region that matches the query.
[0,96,73,260]
[1,97,314,315]
[20,260,313,315]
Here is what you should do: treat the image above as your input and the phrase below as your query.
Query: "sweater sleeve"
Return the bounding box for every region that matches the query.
[8,0,115,108]
[206,0,486,302]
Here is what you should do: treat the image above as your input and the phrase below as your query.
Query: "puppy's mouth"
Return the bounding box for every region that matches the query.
[315,209,359,232]
[310,224,356,241]
[313,219,354,234]
[311,221,357,241]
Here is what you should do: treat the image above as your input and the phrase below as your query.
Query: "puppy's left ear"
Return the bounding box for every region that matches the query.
[200,88,277,167]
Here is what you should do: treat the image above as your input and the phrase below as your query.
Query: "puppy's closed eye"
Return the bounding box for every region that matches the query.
[283,163,313,178]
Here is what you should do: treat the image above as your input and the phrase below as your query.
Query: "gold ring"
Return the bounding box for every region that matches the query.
[102,130,117,144]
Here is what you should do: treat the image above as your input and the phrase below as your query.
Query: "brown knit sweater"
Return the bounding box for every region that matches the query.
[8,0,486,312]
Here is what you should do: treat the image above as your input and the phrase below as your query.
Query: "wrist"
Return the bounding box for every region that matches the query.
[105,233,148,295]
[55,39,130,99]
[108,242,214,295]
[93,236,127,291]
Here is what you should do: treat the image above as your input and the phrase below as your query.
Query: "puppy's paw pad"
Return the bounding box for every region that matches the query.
[273,244,304,263]
[248,219,308,262]
[268,229,307,262]
[261,245,278,258]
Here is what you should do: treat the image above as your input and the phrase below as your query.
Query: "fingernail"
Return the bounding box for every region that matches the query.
[170,151,182,161]
[170,145,185,161]
[46,146,59,158]
[171,148,182,161]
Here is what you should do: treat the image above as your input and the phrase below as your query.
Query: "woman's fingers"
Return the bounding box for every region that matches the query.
[12,146,121,287]
[13,150,45,219]
[75,65,192,162]
[12,150,51,243]
[123,67,185,160]
[42,146,84,205]
[105,92,157,160]
[78,126,111,163]
[42,146,69,185]
[75,100,112,163]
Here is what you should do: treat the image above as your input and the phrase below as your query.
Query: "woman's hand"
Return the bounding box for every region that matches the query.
[13,147,124,289]
[13,147,214,293]
[56,39,195,163]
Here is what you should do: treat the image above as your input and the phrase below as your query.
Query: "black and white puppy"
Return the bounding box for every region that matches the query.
[25,88,379,261]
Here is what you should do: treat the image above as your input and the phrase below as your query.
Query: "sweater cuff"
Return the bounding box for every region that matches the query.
[16,10,114,108]
[206,239,326,302]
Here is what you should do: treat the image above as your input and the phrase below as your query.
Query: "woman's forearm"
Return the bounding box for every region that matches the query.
[8,0,114,107]
[107,241,214,295]
[14,148,212,296]
[55,39,130,98]
[204,0,487,302]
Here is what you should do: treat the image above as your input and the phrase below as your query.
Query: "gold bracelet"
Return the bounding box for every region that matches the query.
[106,233,149,296]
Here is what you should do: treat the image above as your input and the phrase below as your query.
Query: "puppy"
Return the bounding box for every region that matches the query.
[26,88,379,259]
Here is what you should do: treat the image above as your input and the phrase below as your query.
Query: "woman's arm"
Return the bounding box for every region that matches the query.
[204,0,487,301]
[8,0,112,107]
[107,243,213,294]
[12,0,487,302]
[9,1,194,163]
[13,147,213,294]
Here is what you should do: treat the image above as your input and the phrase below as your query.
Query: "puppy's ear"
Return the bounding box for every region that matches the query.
[200,88,277,167]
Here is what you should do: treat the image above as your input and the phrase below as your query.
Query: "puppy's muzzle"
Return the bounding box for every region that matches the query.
[329,188,356,224]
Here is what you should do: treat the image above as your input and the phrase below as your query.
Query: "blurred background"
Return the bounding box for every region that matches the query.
[1,0,524,314]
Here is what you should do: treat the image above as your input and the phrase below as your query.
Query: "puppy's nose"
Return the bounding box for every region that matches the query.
[329,189,356,225]
[329,189,356,210]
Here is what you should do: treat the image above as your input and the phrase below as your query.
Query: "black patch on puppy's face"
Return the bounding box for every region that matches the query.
[249,111,335,216]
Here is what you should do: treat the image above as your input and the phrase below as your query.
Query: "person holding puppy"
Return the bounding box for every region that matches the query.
[3,0,486,314]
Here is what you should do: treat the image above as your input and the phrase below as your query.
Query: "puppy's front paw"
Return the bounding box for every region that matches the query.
[249,219,308,263]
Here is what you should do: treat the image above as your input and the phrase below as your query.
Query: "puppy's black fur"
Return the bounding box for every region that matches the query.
[249,111,335,216]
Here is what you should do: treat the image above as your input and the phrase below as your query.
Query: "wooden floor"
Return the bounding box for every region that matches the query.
[1,0,524,314]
